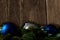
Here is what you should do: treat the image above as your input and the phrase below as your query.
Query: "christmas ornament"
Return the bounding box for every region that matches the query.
[22,22,41,35]
[23,23,40,30]
[1,22,17,36]
[0,22,60,40]
[0,22,21,40]
[44,24,58,36]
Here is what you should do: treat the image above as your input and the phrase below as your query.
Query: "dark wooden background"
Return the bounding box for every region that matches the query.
[0,0,60,27]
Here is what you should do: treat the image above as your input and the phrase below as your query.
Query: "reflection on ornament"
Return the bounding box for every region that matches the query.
[1,24,9,36]
[23,23,39,30]
[1,22,18,36]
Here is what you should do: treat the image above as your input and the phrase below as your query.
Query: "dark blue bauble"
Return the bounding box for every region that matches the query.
[44,25,57,35]
[1,22,17,36]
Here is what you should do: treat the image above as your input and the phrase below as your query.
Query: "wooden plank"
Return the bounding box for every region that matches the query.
[8,0,46,26]
[0,0,8,24]
[20,0,47,26]
[20,0,24,26]
[46,0,60,25]
[8,0,20,25]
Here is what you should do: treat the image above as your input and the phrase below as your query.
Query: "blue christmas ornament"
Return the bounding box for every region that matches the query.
[1,22,17,36]
[1,24,10,35]
[44,25,57,35]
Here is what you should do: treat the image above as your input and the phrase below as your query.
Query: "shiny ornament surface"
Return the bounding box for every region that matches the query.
[1,22,17,36]
[44,25,57,35]
[23,23,40,30]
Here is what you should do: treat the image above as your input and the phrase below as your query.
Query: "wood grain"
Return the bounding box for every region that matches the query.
[0,0,47,27]
[20,0,47,26]
[0,0,47,26]
[0,0,8,24]
[46,0,60,25]
[8,0,20,25]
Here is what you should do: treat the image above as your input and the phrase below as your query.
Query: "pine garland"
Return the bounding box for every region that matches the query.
[0,22,60,40]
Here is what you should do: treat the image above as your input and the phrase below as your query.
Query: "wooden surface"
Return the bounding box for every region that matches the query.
[20,0,47,26]
[0,0,8,24]
[0,0,60,27]
[46,0,60,25]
